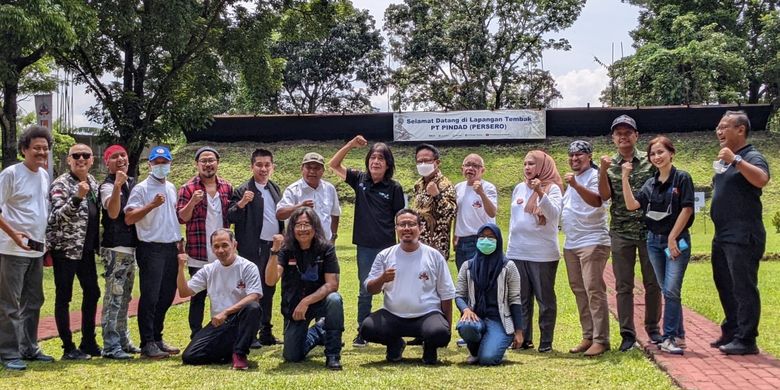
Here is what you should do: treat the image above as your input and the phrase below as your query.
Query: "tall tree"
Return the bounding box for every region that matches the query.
[271,0,386,113]
[0,0,87,168]
[602,1,780,108]
[384,0,585,111]
[56,0,246,175]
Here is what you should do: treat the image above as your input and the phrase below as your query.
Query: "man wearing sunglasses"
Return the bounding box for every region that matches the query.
[46,143,103,360]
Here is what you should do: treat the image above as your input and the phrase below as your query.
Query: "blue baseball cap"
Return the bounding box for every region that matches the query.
[148,146,172,161]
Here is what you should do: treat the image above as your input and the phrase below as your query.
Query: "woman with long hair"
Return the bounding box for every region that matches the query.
[621,136,694,355]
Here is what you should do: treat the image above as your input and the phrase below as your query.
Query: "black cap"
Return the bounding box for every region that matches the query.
[195,146,219,161]
[610,115,637,132]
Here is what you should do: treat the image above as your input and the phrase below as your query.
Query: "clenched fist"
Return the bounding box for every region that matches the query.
[238,190,254,208]
[426,181,440,197]
[77,181,90,199]
[151,193,166,208]
[271,234,284,252]
[599,156,612,171]
[115,170,128,187]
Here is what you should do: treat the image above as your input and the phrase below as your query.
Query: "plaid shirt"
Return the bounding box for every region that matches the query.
[177,176,233,261]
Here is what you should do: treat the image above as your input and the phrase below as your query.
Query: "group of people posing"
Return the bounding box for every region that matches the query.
[0,110,769,372]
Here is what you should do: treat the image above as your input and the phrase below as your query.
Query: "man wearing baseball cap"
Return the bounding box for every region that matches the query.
[124,146,183,359]
[176,146,233,340]
[276,152,341,242]
[98,145,141,359]
[597,115,662,352]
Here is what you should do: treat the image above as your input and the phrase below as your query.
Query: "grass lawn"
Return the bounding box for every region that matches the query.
[3,206,675,389]
[682,261,780,357]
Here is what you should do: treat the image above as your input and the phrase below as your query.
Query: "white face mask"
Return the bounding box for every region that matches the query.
[151,163,171,179]
[416,163,435,177]
[645,201,672,221]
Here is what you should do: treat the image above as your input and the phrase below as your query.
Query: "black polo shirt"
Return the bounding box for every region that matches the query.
[711,144,770,244]
[345,169,405,249]
[278,243,339,319]
[635,167,695,236]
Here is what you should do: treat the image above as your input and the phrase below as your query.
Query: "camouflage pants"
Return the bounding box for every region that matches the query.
[100,249,136,354]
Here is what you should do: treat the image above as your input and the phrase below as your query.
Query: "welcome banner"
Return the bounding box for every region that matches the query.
[393,110,546,141]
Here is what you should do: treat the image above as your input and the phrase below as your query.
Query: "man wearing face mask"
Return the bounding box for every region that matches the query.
[412,144,457,261]
[47,143,102,360]
[124,146,183,359]
[454,154,498,272]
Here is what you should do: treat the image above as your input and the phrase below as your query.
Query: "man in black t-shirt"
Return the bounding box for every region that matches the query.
[265,207,344,370]
[710,110,771,355]
[329,135,405,347]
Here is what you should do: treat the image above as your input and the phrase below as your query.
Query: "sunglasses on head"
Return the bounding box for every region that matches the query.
[71,152,92,160]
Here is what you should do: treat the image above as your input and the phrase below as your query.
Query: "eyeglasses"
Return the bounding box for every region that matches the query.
[71,153,92,160]
[198,159,218,165]
[462,163,483,169]
[294,222,312,230]
[396,221,418,228]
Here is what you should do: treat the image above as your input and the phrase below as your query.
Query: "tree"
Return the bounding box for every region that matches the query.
[384,0,585,111]
[601,1,780,108]
[270,0,386,113]
[56,0,247,176]
[0,1,87,168]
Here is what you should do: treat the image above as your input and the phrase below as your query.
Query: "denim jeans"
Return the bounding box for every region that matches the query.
[100,249,136,354]
[282,292,344,362]
[0,254,44,360]
[646,231,690,339]
[457,317,512,365]
[356,246,382,327]
[455,235,478,273]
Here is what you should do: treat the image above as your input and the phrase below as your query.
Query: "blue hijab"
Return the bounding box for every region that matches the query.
[468,223,507,317]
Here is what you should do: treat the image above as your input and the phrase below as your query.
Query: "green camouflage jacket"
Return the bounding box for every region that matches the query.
[606,148,656,241]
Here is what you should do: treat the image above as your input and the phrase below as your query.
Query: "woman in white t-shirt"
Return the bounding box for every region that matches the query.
[506,150,563,353]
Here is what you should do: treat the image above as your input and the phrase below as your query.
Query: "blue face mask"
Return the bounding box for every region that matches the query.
[151,163,171,179]
[476,237,497,255]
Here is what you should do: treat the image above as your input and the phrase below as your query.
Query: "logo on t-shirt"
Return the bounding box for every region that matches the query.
[288,258,297,266]
[418,271,429,281]
[472,199,483,208]
[378,191,390,200]
[237,280,246,289]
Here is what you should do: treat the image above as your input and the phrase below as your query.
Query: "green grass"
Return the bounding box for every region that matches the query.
[3,210,675,389]
[682,261,780,357]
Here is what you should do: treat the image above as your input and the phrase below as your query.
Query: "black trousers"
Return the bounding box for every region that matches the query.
[52,250,101,350]
[360,309,451,355]
[249,240,276,337]
[712,239,764,345]
[187,266,207,339]
[182,301,262,365]
[513,259,559,345]
[136,242,178,347]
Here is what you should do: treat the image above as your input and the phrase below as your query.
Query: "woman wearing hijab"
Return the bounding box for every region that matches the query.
[455,223,523,365]
[506,150,564,353]
[621,136,694,355]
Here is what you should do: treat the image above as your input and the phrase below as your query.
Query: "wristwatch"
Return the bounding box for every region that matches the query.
[733,155,743,166]
[270,250,280,257]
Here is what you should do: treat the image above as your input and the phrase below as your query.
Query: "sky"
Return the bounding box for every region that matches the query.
[19,0,643,128]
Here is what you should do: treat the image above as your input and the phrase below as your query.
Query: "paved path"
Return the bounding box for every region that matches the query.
[603,265,780,390]
[37,293,189,341]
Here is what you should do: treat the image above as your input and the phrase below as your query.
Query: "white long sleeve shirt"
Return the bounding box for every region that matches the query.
[506,183,562,262]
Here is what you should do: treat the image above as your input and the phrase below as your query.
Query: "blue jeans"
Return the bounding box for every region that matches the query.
[356,246,382,327]
[455,235,478,272]
[457,317,512,365]
[283,292,344,361]
[646,231,690,339]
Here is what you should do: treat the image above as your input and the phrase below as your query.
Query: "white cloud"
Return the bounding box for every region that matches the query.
[553,67,609,108]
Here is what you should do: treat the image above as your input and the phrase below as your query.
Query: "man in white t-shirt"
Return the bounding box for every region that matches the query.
[454,154,498,272]
[176,146,233,339]
[561,140,612,357]
[179,229,262,370]
[0,126,55,370]
[124,146,183,359]
[360,209,456,365]
[276,152,341,241]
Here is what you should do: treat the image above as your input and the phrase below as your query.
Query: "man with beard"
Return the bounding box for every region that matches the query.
[177,147,233,339]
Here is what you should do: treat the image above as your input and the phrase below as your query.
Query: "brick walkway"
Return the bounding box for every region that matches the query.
[603,266,780,390]
[37,293,189,341]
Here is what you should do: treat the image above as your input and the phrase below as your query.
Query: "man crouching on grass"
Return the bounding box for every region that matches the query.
[178,229,263,370]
